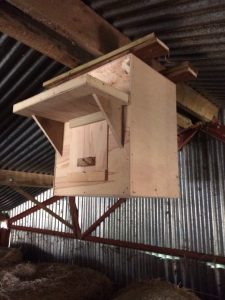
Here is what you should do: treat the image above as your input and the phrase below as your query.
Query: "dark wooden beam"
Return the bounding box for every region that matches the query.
[5,0,129,60]
[0,1,85,68]
[0,169,53,188]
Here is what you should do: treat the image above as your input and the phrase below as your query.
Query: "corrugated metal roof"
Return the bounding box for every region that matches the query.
[0,33,67,210]
[84,0,225,107]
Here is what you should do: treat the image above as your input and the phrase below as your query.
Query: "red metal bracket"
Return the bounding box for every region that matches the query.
[69,197,81,239]
[81,198,126,239]
[178,125,200,151]
[201,120,225,144]
[178,119,225,150]
[8,196,61,226]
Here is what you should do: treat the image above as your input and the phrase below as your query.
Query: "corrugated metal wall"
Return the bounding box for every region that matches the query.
[9,112,225,299]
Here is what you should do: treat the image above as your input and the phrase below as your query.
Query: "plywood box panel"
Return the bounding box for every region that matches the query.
[130,56,179,197]
[14,49,179,198]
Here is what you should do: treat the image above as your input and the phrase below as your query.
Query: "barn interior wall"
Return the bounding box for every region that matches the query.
[8,111,225,299]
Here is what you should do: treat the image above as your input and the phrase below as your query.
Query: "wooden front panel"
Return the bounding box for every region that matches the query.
[54,115,130,196]
[130,55,179,198]
[69,120,108,182]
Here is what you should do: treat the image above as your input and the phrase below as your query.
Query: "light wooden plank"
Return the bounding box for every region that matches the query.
[61,171,106,183]
[33,115,64,155]
[69,112,104,128]
[163,62,198,83]
[177,83,219,122]
[130,55,179,198]
[177,113,193,128]
[0,170,53,188]
[43,33,169,89]
[14,74,128,123]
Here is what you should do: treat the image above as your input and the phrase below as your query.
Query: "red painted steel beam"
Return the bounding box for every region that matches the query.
[10,225,74,239]
[10,225,225,265]
[85,236,225,265]
[8,196,61,225]
[69,197,81,239]
[178,126,200,151]
[178,119,225,150]
[81,198,126,239]
[201,121,225,144]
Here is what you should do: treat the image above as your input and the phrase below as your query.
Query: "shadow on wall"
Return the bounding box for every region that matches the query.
[11,243,54,263]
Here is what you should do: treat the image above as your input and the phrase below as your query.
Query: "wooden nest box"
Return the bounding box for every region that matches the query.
[14,34,179,198]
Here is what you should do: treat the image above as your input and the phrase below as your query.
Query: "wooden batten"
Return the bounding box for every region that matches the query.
[43,33,169,89]
[177,113,193,129]
[163,62,198,83]
[69,112,104,128]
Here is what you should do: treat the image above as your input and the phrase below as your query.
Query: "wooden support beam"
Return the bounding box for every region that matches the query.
[6,0,129,58]
[162,62,198,83]
[0,169,53,187]
[11,186,73,230]
[69,197,81,239]
[32,115,64,155]
[0,1,82,68]
[177,113,193,129]
[177,84,219,122]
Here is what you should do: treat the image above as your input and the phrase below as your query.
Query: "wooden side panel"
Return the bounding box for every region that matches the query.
[130,55,179,198]
[54,113,130,196]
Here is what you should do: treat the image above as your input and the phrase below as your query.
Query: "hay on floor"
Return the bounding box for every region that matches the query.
[0,248,22,267]
[0,263,112,300]
[113,279,200,300]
